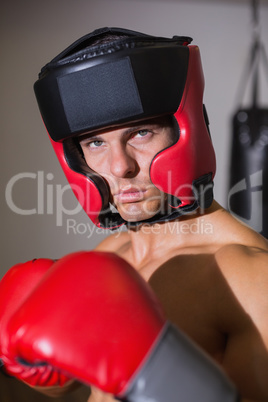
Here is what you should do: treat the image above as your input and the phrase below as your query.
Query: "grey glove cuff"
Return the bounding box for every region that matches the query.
[123,323,240,402]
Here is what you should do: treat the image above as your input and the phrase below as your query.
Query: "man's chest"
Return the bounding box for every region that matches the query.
[145,253,241,364]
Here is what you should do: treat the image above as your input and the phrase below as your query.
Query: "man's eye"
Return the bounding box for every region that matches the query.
[88,140,103,148]
[135,129,149,138]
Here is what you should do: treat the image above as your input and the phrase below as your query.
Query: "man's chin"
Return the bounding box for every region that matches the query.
[117,207,160,224]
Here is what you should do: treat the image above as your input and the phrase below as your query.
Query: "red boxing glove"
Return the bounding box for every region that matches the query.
[4,252,238,402]
[0,259,71,387]
[5,252,165,394]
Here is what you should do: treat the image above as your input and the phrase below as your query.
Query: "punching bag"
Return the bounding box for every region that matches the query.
[228,34,268,238]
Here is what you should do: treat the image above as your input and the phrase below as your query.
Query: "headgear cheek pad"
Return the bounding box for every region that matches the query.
[34,27,216,229]
[150,46,216,209]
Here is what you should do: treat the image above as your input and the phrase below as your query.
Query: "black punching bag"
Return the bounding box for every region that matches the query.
[228,37,268,237]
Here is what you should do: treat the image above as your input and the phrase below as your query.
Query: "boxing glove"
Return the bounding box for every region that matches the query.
[0,258,71,387]
[5,251,239,401]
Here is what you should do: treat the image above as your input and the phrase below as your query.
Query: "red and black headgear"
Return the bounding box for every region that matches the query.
[34,27,216,228]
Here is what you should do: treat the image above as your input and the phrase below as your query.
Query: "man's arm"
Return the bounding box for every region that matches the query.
[216,244,268,401]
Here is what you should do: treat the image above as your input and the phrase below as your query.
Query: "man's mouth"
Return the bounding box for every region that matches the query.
[113,188,147,203]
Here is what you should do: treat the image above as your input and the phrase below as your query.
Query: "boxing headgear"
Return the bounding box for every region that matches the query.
[34,27,216,229]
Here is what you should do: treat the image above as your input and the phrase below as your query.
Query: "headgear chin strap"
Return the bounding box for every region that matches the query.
[34,27,216,229]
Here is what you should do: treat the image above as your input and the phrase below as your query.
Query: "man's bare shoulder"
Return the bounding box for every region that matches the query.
[208,204,268,278]
[95,230,130,253]
[215,240,268,275]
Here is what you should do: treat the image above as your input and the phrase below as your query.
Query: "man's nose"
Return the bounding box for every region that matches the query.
[109,145,138,178]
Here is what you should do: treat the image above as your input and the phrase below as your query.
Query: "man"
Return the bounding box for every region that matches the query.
[1,27,268,402]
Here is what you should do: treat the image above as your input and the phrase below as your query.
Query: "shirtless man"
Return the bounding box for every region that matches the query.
[1,27,268,402]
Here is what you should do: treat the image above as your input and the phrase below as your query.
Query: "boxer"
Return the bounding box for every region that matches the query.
[2,28,268,402]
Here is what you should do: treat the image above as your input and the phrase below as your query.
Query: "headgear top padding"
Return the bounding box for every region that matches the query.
[34,27,216,228]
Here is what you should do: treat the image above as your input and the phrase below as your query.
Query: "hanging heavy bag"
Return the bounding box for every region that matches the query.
[228,38,268,238]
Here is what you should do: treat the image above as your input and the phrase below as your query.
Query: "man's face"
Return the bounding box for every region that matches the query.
[79,117,177,222]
